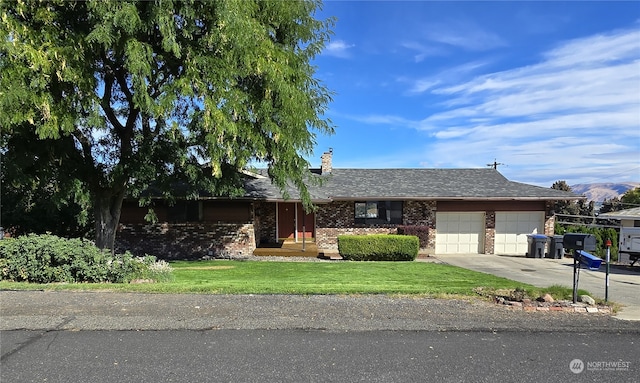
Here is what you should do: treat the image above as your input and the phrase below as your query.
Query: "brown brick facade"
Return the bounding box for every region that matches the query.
[254,201,276,245]
[313,200,558,254]
[116,222,256,260]
[116,198,559,258]
[403,201,436,226]
[484,211,496,254]
[315,201,389,249]
[544,201,555,236]
[315,200,437,251]
[403,200,437,251]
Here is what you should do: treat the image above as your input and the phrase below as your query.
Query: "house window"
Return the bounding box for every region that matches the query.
[168,201,202,223]
[354,201,402,224]
[202,201,252,222]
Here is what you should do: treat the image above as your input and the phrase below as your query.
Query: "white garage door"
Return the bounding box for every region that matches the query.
[494,212,545,255]
[436,212,485,254]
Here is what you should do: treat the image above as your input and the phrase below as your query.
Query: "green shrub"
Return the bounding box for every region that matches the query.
[554,225,619,261]
[131,255,174,283]
[0,234,172,283]
[337,234,419,261]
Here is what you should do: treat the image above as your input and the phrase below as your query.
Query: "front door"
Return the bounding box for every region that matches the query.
[277,203,314,241]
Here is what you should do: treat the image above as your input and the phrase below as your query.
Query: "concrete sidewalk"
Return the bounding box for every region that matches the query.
[432,254,640,321]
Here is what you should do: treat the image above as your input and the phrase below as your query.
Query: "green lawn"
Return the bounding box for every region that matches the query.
[0,260,545,296]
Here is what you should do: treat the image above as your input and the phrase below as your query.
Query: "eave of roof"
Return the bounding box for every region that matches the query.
[324,196,579,201]
[598,207,640,220]
[305,168,583,201]
[135,168,583,202]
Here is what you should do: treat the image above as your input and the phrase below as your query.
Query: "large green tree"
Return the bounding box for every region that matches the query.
[1,125,93,237]
[550,180,594,223]
[0,0,334,250]
[600,187,640,213]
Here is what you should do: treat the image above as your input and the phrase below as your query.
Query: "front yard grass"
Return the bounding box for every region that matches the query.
[0,260,559,297]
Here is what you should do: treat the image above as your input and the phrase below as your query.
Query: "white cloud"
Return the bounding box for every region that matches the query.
[324,39,355,58]
[421,28,640,185]
[407,79,440,94]
[400,41,446,62]
[405,61,490,95]
[423,28,639,134]
[423,21,508,51]
[347,114,409,126]
[340,27,640,185]
[543,29,640,68]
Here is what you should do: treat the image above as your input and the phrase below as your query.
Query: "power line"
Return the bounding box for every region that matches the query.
[574,165,640,184]
[555,221,622,229]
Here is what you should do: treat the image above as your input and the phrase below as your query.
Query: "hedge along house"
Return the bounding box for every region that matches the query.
[116,150,583,259]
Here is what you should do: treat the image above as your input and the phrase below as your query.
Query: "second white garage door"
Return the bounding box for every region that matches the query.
[435,212,485,254]
[494,212,545,255]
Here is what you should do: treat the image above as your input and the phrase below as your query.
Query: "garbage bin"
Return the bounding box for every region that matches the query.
[547,235,564,259]
[526,234,548,258]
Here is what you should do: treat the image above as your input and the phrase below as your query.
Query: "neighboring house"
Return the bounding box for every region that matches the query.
[116,150,582,259]
[598,207,640,228]
[598,207,640,265]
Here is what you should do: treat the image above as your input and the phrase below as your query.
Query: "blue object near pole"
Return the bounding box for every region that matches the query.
[574,250,602,270]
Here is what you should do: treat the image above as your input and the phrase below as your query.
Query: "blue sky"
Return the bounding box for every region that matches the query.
[308,1,640,187]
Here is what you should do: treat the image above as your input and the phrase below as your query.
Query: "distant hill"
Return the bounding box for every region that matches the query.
[570,182,640,202]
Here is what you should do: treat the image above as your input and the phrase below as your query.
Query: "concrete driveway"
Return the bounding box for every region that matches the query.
[432,254,640,321]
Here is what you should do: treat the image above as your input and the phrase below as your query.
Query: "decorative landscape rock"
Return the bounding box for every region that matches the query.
[538,293,555,303]
[473,287,611,314]
[579,295,596,306]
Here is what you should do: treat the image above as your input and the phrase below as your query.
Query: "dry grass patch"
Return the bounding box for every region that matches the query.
[178,266,236,271]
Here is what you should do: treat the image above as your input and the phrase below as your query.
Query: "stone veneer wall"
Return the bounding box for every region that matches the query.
[316,226,398,250]
[544,201,555,236]
[289,199,556,255]
[403,200,437,251]
[315,201,395,250]
[484,211,496,255]
[315,200,437,251]
[254,201,277,244]
[116,222,256,260]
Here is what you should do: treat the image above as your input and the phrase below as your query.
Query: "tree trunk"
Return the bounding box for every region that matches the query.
[93,188,126,252]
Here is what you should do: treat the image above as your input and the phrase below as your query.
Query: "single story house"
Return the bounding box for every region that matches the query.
[116,150,582,259]
[598,207,640,264]
[598,207,640,228]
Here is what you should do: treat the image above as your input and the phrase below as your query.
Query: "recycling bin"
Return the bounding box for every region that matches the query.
[547,235,564,259]
[526,234,548,258]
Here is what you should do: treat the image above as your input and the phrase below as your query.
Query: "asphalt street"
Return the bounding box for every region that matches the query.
[2,286,640,382]
[1,255,639,382]
[2,328,638,383]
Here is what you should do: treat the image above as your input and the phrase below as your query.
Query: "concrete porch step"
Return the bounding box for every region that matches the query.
[253,241,319,257]
[318,252,343,260]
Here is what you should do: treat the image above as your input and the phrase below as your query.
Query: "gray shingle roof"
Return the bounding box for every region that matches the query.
[598,207,640,220]
[243,168,581,202]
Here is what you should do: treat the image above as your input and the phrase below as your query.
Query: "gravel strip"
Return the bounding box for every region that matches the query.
[1,291,637,332]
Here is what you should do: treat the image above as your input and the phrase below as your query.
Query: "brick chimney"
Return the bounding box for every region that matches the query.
[321,148,333,175]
